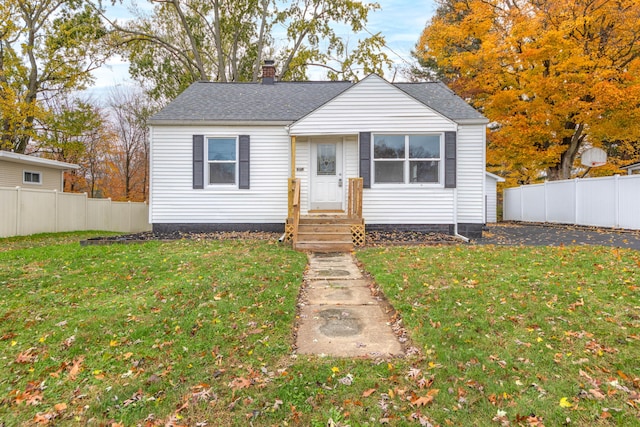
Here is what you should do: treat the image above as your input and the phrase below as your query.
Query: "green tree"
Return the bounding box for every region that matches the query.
[39,96,114,196]
[415,0,640,184]
[99,0,391,101]
[0,0,109,153]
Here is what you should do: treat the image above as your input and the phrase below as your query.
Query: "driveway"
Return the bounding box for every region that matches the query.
[475,222,640,250]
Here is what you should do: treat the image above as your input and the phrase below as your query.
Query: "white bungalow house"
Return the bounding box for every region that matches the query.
[0,151,79,191]
[148,64,490,250]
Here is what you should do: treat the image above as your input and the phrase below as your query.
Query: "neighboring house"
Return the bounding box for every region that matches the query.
[485,172,505,223]
[0,151,79,191]
[148,65,490,241]
[621,161,640,175]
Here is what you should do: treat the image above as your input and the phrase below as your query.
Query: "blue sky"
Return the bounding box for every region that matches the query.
[88,0,437,96]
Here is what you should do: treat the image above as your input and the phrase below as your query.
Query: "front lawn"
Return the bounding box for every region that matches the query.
[0,235,638,426]
[357,245,640,426]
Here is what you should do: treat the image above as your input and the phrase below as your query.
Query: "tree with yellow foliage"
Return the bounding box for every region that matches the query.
[415,0,640,184]
[1,0,108,153]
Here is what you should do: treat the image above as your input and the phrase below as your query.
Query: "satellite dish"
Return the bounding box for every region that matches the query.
[581,147,607,167]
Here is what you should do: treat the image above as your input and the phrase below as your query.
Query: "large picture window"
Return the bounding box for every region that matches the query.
[373,134,442,184]
[207,137,237,185]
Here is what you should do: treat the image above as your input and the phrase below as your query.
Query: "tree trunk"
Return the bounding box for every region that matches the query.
[212,0,227,82]
[171,0,208,81]
[546,123,585,180]
[252,0,270,81]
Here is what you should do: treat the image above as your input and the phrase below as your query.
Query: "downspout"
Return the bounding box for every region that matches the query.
[148,126,154,229]
[453,187,469,243]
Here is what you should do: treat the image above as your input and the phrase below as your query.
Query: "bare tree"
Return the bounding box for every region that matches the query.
[106,87,155,201]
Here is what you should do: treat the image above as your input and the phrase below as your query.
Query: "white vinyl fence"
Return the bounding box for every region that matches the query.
[504,175,640,230]
[0,186,151,238]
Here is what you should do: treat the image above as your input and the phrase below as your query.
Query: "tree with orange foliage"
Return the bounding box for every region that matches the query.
[102,88,155,202]
[415,0,640,185]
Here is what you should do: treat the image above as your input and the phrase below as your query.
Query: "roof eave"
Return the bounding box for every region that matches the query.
[148,119,295,126]
[0,151,79,170]
[455,118,490,125]
[485,171,505,182]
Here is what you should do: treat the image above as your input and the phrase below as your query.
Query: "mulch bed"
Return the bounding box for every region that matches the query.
[80,230,461,247]
[81,223,640,250]
[80,230,280,246]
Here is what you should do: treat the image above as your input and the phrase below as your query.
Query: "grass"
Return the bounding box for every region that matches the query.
[0,231,121,252]
[357,245,640,426]
[0,234,638,426]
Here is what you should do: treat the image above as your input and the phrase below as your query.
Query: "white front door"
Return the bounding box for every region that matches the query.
[310,141,343,210]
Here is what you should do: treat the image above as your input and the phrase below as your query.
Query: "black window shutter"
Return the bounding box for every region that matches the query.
[359,132,371,189]
[444,131,457,188]
[238,135,250,189]
[193,135,204,189]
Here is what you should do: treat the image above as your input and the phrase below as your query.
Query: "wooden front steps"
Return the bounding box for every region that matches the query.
[292,215,364,252]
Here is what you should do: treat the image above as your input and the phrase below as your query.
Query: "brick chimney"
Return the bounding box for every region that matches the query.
[261,60,276,84]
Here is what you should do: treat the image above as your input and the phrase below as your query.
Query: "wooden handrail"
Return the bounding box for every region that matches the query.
[288,178,301,246]
[347,177,363,219]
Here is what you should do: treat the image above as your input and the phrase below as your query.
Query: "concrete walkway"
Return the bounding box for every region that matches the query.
[295,252,404,358]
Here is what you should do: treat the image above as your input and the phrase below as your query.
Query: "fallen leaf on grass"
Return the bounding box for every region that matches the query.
[33,411,57,425]
[62,335,75,349]
[600,411,612,419]
[559,397,573,408]
[228,377,251,390]
[13,382,44,406]
[568,298,584,311]
[15,347,38,364]
[589,388,606,400]
[122,389,143,407]
[492,409,509,426]
[67,356,84,381]
[362,388,377,398]
[191,384,216,402]
[407,367,422,379]
[411,389,439,407]
[338,374,353,385]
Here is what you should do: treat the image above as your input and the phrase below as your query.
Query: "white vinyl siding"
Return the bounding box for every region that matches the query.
[290,75,456,135]
[150,125,289,223]
[456,125,486,224]
[363,188,455,224]
[288,76,484,226]
[362,125,484,225]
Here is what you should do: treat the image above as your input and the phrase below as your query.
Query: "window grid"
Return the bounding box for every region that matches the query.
[207,137,238,186]
[373,134,442,185]
[23,171,41,184]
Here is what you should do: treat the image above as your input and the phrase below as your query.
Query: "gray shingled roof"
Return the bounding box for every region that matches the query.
[395,82,487,122]
[149,81,353,123]
[149,77,487,124]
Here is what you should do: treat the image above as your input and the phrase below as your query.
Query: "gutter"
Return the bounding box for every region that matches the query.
[147,119,294,126]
